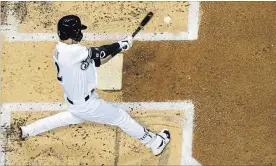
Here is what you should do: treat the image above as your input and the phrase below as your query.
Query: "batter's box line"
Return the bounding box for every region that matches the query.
[1,2,200,41]
[0,101,201,166]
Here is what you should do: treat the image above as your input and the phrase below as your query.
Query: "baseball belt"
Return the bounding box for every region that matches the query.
[67,89,95,105]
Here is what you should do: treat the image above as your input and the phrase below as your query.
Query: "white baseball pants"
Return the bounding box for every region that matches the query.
[21,93,152,144]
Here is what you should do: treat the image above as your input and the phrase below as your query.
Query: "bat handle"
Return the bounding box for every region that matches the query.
[132,33,136,38]
[122,29,139,50]
[132,26,142,38]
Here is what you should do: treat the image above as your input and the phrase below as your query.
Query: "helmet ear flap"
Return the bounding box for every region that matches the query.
[73,29,83,42]
[58,30,69,40]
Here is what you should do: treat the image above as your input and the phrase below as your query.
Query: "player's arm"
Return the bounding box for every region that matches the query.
[88,36,133,67]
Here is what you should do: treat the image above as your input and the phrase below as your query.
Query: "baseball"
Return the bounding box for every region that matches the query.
[164,16,172,24]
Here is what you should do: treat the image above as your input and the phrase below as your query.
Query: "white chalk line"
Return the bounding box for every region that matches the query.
[5,32,190,42]
[1,2,200,41]
[188,1,201,40]
[0,101,201,166]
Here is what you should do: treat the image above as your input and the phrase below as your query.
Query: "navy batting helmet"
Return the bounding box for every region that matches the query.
[57,15,87,42]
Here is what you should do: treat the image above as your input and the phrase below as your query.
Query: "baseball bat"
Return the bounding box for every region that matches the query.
[132,11,154,38]
[112,12,154,55]
[120,12,153,51]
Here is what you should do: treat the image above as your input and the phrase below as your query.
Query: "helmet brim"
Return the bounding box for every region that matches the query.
[81,24,87,30]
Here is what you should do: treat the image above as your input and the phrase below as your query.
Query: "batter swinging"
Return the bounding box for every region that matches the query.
[19,15,170,156]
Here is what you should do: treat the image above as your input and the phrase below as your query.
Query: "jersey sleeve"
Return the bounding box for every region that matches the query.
[87,47,101,67]
[88,42,121,67]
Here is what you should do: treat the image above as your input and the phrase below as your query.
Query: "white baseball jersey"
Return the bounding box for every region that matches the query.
[53,41,98,103]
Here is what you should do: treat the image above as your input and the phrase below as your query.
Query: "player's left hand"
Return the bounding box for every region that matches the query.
[118,36,133,51]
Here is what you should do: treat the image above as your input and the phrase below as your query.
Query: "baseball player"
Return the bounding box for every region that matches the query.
[19,15,170,156]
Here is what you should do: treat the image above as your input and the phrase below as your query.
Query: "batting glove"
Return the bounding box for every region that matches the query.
[118,36,133,51]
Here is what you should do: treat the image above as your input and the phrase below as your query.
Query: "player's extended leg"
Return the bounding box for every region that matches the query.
[20,111,85,138]
[69,99,170,156]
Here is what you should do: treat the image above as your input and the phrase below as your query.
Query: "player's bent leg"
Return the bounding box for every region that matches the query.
[112,108,171,156]
[20,111,85,139]
[70,99,170,156]
[114,112,171,156]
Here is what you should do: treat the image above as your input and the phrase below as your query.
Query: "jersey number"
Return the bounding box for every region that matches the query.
[55,62,63,82]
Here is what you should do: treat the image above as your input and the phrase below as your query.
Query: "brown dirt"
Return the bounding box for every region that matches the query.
[15,1,188,34]
[122,2,276,165]
[6,110,184,165]
[1,2,8,25]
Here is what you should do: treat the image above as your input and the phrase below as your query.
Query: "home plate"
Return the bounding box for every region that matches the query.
[96,53,123,90]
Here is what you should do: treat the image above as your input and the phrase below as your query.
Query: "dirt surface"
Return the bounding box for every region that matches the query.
[14,2,188,34]
[122,2,276,165]
[1,2,8,25]
[6,110,184,165]
[1,41,124,102]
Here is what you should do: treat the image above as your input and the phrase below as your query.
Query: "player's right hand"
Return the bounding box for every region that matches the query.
[118,36,133,51]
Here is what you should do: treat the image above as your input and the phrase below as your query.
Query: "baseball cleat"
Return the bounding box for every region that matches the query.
[147,129,171,156]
